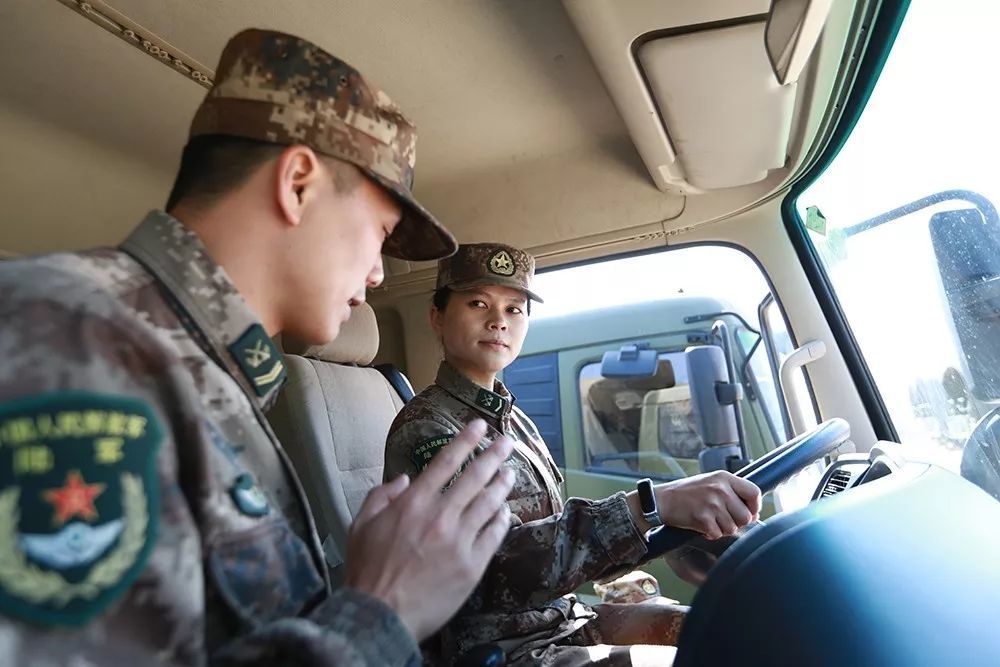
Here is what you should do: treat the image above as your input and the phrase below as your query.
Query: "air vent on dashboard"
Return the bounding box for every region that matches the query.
[820,469,853,498]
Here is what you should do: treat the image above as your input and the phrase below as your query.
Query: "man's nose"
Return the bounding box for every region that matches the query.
[367,255,385,289]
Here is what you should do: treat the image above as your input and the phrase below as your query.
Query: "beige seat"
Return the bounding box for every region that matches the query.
[269,303,406,586]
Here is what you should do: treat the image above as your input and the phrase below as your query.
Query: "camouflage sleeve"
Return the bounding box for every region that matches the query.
[0,296,419,666]
[387,416,647,614]
[213,587,420,666]
[468,492,648,613]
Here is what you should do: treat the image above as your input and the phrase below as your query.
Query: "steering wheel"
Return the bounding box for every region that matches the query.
[645,418,851,559]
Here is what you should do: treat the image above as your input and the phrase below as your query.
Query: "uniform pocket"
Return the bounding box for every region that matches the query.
[503,456,552,523]
[209,518,324,628]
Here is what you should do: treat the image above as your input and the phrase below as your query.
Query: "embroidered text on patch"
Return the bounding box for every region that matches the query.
[410,435,454,471]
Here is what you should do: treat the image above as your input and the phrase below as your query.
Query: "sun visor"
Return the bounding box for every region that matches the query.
[563,1,813,194]
[636,22,797,191]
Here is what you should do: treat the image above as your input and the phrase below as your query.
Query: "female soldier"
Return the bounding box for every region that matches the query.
[383,243,761,666]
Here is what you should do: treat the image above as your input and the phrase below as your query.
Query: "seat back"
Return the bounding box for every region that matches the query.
[269,304,406,586]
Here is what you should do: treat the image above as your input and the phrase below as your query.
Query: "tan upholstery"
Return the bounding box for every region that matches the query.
[270,303,404,586]
[283,303,379,365]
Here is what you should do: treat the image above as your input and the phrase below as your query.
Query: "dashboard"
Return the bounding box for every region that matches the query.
[810,441,903,501]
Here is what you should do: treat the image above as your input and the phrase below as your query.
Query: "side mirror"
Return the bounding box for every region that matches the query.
[765,0,834,85]
[931,208,1000,402]
[687,345,748,473]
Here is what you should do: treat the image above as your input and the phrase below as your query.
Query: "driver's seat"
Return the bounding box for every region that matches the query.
[269,304,407,586]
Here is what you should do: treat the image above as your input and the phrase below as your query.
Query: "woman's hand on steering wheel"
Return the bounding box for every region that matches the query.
[644,418,852,562]
[655,472,762,540]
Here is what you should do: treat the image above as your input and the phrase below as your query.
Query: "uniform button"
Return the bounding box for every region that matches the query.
[230,473,270,517]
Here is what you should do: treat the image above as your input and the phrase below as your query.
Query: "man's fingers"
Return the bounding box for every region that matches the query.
[459,466,515,533]
[731,477,763,516]
[412,420,488,493]
[470,502,512,565]
[445,435,514,511]
[354,474,410,529]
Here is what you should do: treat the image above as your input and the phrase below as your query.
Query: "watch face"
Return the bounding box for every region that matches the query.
[638,479,656,514]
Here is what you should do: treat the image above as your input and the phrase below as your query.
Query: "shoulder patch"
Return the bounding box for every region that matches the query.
[0,391,162,626]
[410,435,455,471]
[229,324,286,397]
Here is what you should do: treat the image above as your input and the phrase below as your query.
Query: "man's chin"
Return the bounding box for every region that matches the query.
[282,319,342,348]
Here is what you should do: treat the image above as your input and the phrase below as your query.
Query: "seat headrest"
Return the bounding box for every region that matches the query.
[283,303,379,365]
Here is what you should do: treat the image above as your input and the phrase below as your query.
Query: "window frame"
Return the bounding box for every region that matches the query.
[758,293,795,438]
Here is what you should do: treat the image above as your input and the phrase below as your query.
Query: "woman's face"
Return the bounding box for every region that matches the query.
[431,285,529,379]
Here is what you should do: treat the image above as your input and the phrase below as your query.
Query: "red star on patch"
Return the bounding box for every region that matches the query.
[42,471,106,526]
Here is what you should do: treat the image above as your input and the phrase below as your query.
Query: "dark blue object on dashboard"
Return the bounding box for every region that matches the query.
[674,465,1000,666]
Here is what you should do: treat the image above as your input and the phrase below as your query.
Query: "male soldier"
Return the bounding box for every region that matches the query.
[0,29,515,665]
[385,244,762,666]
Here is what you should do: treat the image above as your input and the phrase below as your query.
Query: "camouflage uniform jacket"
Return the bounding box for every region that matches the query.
[0,211,419,666]
[384,362,648,661]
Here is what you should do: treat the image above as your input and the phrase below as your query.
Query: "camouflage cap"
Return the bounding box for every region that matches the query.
[436,243,543,303]
[189,28,456,262]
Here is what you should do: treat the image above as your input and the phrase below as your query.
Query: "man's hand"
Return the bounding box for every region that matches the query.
[627,471,762,540]
[344,419,515,641]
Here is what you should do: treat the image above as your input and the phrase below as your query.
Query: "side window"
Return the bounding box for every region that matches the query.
[524,245,806,483]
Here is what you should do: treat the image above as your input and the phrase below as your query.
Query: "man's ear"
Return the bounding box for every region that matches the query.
[274,145,322,226]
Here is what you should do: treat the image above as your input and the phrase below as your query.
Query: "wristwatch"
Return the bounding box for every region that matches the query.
[636,478,663,529]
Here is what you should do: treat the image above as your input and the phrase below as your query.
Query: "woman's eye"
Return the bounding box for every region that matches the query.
[470,300,487,309]
[508,307,523,315]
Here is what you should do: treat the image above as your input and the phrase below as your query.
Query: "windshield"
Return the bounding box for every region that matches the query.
[531,246,768,321]
[796,0,1000,472]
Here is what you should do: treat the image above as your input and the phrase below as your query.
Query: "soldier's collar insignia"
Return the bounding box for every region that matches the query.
[229,324,286,397]
[488,250,516,277]
[475,388,508,416]
[230,473,270,517]
[0,391,161,626]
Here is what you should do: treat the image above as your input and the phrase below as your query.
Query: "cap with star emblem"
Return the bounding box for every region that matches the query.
[436,243,543,303]
[189,28,457,262]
